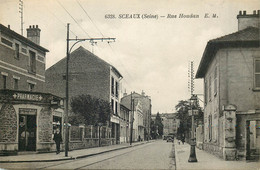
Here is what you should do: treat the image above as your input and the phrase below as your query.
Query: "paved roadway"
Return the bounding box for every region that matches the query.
[0,140,175,170]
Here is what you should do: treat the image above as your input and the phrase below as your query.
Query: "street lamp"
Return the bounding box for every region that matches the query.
[188,94,198,162]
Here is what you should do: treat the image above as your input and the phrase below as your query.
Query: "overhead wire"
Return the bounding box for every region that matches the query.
[56,0,90,38]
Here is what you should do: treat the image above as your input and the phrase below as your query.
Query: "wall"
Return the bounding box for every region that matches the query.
[0,40,46,92]
[45,47,111,102]
[219,48,260,113]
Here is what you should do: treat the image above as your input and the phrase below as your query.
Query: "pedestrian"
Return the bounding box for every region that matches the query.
[53,128,62,154]
[181,134,185,144]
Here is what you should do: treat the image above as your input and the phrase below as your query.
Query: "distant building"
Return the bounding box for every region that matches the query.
[0,24,63,155]
[161,113,180,137]
[46,46,123,144]
[196,10,260,160]
[122,91,152,140]
[121,93,145,142]
[119,104,130,143]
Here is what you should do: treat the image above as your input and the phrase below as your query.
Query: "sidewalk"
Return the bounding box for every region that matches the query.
[174,141,260,170]
[0,141,152,163]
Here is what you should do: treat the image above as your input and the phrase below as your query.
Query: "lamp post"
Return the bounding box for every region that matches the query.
[64,23,116,157]
[188,94,198,162]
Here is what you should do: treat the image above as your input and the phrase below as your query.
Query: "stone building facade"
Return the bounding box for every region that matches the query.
[121,93,145,142]
[161,113,180,137]
[0,24,64,155]
[196,10,260,160]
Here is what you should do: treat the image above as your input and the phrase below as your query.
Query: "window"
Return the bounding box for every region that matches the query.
[208,76,211,101]
[204,80,207,105]
[1,37,12,47]
[254,58,260,89]
[111,99,114,113]
[15,43,20,59]
[13,78,19,90]
[3,75,7,89]
[115,102,118,115]
[115,81,119,98]
[214,67,217,96]
[28,83,35,91]
[111,77,114,95]
[208,115,212,141]
[29,51,36,73]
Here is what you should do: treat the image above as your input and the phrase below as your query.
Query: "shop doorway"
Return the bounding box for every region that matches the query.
[246,120,260,161]
[19,114,36,151]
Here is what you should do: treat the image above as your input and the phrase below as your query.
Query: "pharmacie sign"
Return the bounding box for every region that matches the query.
[13,92,43,101]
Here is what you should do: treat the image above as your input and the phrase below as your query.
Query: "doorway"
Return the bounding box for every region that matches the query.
[19,114,36,151]
[246,120,260,161]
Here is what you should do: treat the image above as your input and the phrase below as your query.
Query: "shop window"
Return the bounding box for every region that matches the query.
[254,58,260,89]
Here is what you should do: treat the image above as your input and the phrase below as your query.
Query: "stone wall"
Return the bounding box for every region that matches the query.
[69,138,116,151]
[0,104,17,143]
[38,107,52,143]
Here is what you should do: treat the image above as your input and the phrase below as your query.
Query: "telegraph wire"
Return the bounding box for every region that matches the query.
[57,0,90,38]
[43,3,77,37]
[75,0,134,90]
[76,0,105,37]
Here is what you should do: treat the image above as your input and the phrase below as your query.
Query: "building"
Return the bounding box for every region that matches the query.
[119,104,130,143]
[122,91,152,140]
[161,113,180,137]
[0,24,64,155]
[121,93,145,142]
[45,46,123,144]
[196,10,260,160]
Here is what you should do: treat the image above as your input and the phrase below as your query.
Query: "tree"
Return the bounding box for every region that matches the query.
[69,94,111,126]
[156,112,164,136]
[175,98,204,141]
[175,100,191,140]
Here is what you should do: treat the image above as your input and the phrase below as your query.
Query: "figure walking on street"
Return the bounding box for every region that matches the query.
[53,128,62,154]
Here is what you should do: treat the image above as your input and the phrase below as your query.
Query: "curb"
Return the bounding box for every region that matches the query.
[0,141,152,163]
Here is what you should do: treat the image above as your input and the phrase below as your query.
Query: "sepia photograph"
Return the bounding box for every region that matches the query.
[0,0,259,169]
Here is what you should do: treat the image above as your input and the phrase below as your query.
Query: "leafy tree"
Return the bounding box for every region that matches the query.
[69,94,111,126]
[155,112,164,137]
[175,100,191,140]
[175,98,204,141]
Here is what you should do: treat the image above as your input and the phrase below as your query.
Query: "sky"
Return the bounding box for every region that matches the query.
[0,0,259,114]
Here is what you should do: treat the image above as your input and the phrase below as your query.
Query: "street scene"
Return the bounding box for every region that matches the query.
[0,0,260,169]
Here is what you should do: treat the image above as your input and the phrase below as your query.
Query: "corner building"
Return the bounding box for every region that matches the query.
[0,24,64,155]
[196,11,260,160]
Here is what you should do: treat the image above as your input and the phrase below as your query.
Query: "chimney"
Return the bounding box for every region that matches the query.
[237,10,260,31]
[26,25,41,45]
[141,90,145,96]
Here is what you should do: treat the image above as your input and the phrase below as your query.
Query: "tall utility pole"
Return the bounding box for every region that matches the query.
[19,0,23,35]
[188,61,198,162]
[188,61,194,95]
[64,23,116,157]
[130,92,133,145]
